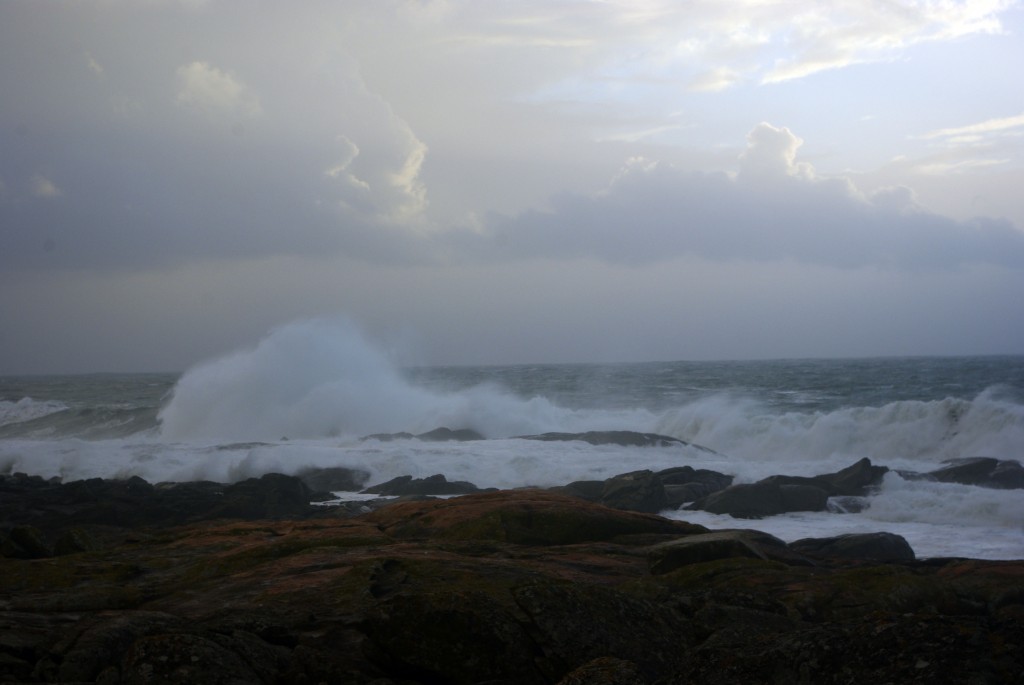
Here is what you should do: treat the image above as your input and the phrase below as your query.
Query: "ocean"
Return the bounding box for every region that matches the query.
[2,319,1023,560]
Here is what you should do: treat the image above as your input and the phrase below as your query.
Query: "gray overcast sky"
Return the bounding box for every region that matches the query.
[2,0,1023,373]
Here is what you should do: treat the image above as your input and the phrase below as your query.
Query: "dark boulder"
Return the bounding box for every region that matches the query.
[364,489,704,545]
[925,457,1024,489]
[360,431,415,442]
[361,473,482,496]
[815,457,889,496]
[516,430,697,448]
[598,470,667,513]
[549,480,605,502]
[213,473,315,519]
[296,466,370,493]
[658,467,733,506]
[647,530,787,574]
[360,427,485,442]
[827,495,870,514]
[687,481,829,518]
[552,467,734,511]
[415,427,486,441]
[790,532,915,562]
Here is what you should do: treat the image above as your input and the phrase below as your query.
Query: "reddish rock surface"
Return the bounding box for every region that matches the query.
[2,488,1022,684]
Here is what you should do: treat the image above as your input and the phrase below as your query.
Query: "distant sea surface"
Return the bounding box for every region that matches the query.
[3,322,1023,559]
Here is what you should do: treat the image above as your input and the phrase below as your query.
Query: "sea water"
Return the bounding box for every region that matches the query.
[2,319,1022,559]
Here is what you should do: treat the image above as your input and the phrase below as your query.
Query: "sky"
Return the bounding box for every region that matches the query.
[2,0,1024,373]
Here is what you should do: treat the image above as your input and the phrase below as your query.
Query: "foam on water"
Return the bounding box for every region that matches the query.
[0,398,68,428]
[158,318,660,441]
[3,318,1023,560]
[653,387,1024,474]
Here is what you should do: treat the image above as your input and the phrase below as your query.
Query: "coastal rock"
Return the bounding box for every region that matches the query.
[364,489,704,545]
[556,656,647,685]
[511,582,694,682]
[598,470,667,513]
[415,426,486,441]
[659,466,734,506]
[686,481,830,518]
[360,431,415,442]
[683,459,889,519]
[790,532,916,562]
[0,525,51,559]
[813,457,889,496]
[647,530,786,574]
[212,473,315,519]
[925,457,1024,489]
[365,590,546,684]
[361,473,483,496]
[550,466,734,512]
[1,488,1022,684]
[515,430,698,448]
[359,427,486,442]
[549,479,606,502]
[296,466,370,493]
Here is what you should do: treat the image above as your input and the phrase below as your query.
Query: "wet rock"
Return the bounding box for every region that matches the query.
[295,466,370,493]
[686,481,830,519]
[2,488,1022,685]
[359,431,415,442]
[659,466,733,506]
[213,473,315,519]
[415,426,486,441]
[790,532,916,562]
[515,430,696,448]
[599,470,667,513]
[361,473,482,496]
[926,457,1024,489]
[814,457,889,496]
[647,530,788,574]
[552,466,734,512]
[549,479,605,502]
[827,495,870,514]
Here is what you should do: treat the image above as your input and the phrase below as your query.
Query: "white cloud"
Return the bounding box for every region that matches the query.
[175,61,261,116]
[473,123,1024,270]
[760,0,1012,84]
[921,112,1024,141]
[738,123,809,179]
[30,174,61,199]
[325,136,372,205]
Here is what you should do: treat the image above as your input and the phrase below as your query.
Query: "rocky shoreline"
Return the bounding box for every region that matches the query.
[2,431,1023,683]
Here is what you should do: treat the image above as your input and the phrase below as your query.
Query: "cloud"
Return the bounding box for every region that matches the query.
[758,0,1012,84]
[472,123,1024,270]
[30,174,62,199]
[921,112,1024,142]
[175,61,261,116]
[738,123,811,180]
